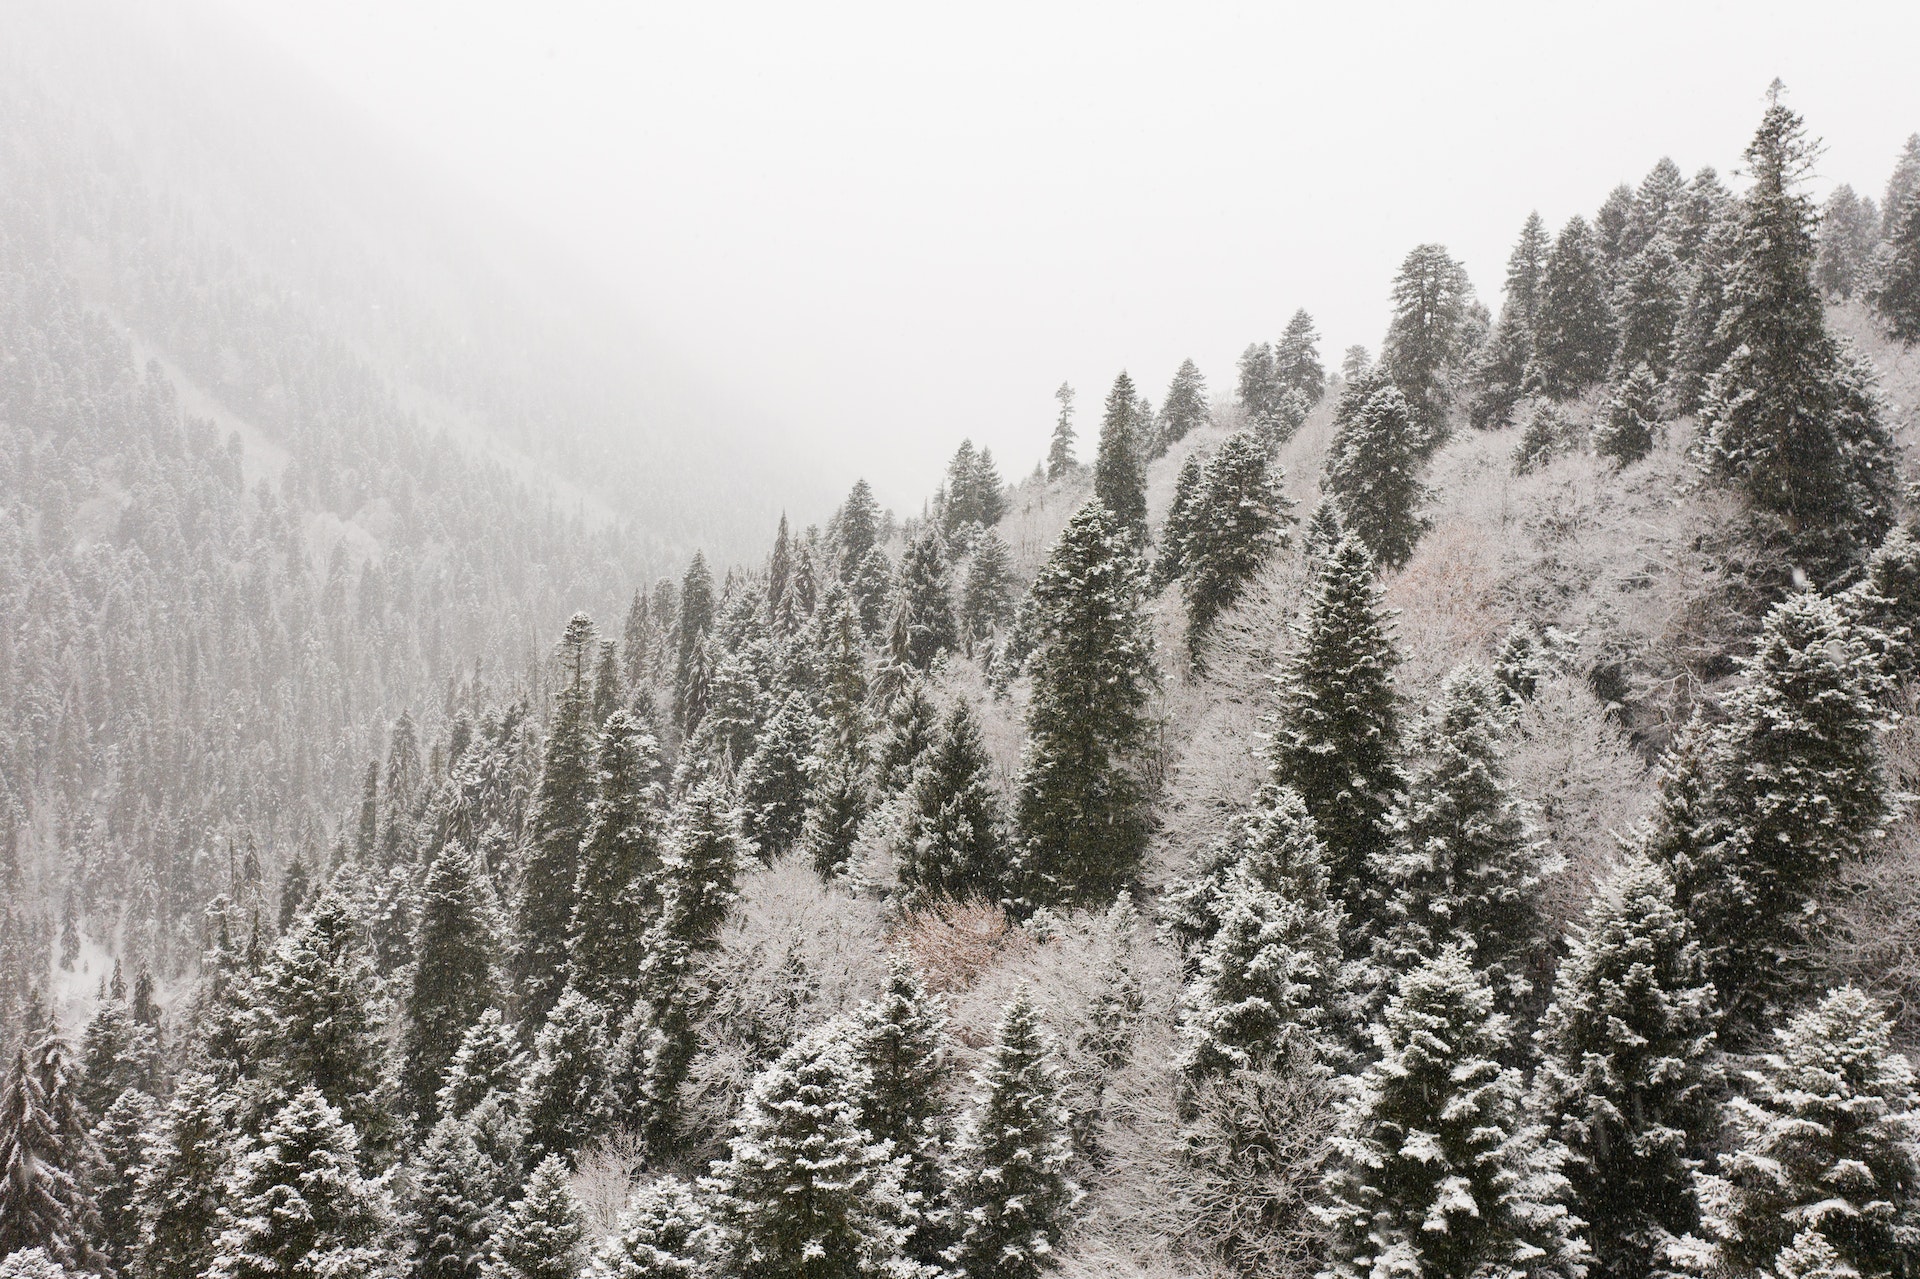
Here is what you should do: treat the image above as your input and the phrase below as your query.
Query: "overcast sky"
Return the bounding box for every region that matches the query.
[208,0,1920,504]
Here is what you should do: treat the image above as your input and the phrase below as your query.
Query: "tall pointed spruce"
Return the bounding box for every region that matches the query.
[401,840,501,1122]
[568,710,666,1008]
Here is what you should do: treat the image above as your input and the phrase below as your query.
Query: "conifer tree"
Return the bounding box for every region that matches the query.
[1533,858,1722,1279]
[1671,213,1741,414]
[1530,215,1615,399]
[624,589,651,683]
[709,1025,908,1279]
[1093,373,1149,542]
[850,548,895,638]
[676,554,716,731]
[894,529,956,669]
[1319,950,1585,1279]
[851,957,954,1269]
[960,530,1016,649]
[409,1113,502,1279]
[516,616,601,1030]
[800,719,871,879]
[1885,133,1920,237]
[1014,501,1157,906]
[1701,84,1899,573]
[1628,157,1688,254]
[1594,364,1661,468]
[593,640,624,728]
[1275,310,1326,408]
[568,711,665,1009]
[1047,383,1076,480]
[1502,212,1552,336]
[1157,359,1210,452]
[1238,342,1280,432]
[207,1088,398,1279]
[438,1009,526,1125]
[1154,450,1209,590]
[896,698,1008,905]
[947,993,1079,1279]
[1268,533,1401,928]
[92,1086,156,1268]
[1596,182,1636,267]
[1323,384,1428,570]
[874,679,940,794]
[1176,786,1347,1076]
[134,1071,234,1279]
[1180,430,1295,662]
[1492,622,1551,706]
[1615,232,1685,381]
[737,692,821,861]
[1719,986,1920,1278]
[1381,243,1474,435]
[518,986,612,1165]
[356,762,380,861]
[0,1040,103,1274]
[588,1176,714,1279]
[490,1155,586,1279]
[1842,525,1920,683]
[1815,184,1880,302]
[1467,304,1533,431]
[248,889,393,1156]
[837,480,883,582]
[1374,663,1556,1014]
[1872,186,1920,343]
[402,841,501,1123]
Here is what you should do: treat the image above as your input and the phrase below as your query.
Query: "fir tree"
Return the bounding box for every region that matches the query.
[850,957,954,1268]
[1238,342,1281,433]
[1701,85,1899,573]
[1615,232,1685,382]
[960,531,1016,649]
[946,993,1079,1279]
[1157,358,1210,452]
[278,853,313,932]
[1268,533,1402,929]
[1014,500,1158,906]
[1180,430,1295,662]
[1154,450,1209,590]
[800,726,871,879]
[489,1155,586,1279]
[1492,621,1551,706]
[1513,402,1570,475]
[437,1010,526,1125]
[1872,186,1920,343]
[1533,858,1722,1279]
[518,986,612,1165]
[207,1087,397,1279]
[1842,525,1920,684]
[402,841,502,1123]
[737,692,821,861]
[92,1086,157,1269]
[1047,383,1076,480]
[1671,213,1741,414]
[1381,243,1474,435]
[1319,949,1586,1279]
[874,679,940,794]
[708,1025,908,1279]
[1816,184,1881,302]
[1374,663,1556,1014]
[516,617,601,1030]
[587,1176,714,1279]
[1629,157,1688,251]
[850,549,895,639]
[624,589,651,683]
[356,762,380,862]
[1275,309,1326,408]
[1719,986,1920,1278]
[135,1071,233,1279]
[0,1040,103,1274]
[568,712,666,1009]
[409,1113,501,1279]
[1594,364,1661,468]
[896,698,1008,905]
[1885,133,1920,237]
[676,554,716,732]
[1324,382,1428,570]
[1467,303,1533,431]
[894,530,956,670]
[1531,215,1615,399]
[837,480,883,583]
[1093,373,1149,541]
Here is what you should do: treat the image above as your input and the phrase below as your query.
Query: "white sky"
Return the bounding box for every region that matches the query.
[208,0,1920,506]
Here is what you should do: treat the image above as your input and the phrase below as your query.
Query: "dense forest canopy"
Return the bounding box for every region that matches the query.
[6,43,1920,1279]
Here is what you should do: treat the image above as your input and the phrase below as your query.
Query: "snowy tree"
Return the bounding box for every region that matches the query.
[1872,186,1920,343]
[587,1176,715,1279]
[1381,243,1475,435]
[135,1071,234,1279]
[1322,385,1428,569]
[489,1155,586,1279]
[0,1035,105,1275]
[569,711,666,1009]
[960,531,1016,649]
[1093,373,1150,541]
[91,1086,156,1268]
[1014,500,1158,906]
[207,1087,398,1279]
[1530,215,1615,400]
[1717,986,1920,1278]
[851,957,954,1268]
[1157,358,1210,452]
[1614,232,1685,382]
[875,679,941,795]
[1319,949,1586,1279]
[403,841,502,1122]
[837,481,883,583]
[1816,184,1881,301]
[1594,364,1661,468]
[707,1024,908,1279]
[894,530,956,670]
[1268,533,1402,928]
[1533,857,1722,1279]
[946,993,1080,1279]
[896,699,1008,905]
[1842,525,1920,684]
[1275,310,1326,408]
[1047,383,1076,480]
[737,692,822,861]
[518,985,612,1165]
[409,1113,502,1279]
[1180,431,1295,663]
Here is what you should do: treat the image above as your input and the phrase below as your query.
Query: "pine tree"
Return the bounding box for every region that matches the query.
[1319,949,1586,1279]
[1275,310,1326,408]
[518,985,612,1165]
[1628,157,1689,257]
[709,1025,907,1279]
[403,841,502,1123]
[1842,525,1920,684]
[1871,186,1920,343]
[850,957,954,1268]
[207,1087,397,1279]
[676,554,716,732]
[0,1040,103,1274]
[1014,500,1158,906]
[1530,215,1615,400]
[737,692,821,861]
[247,889,393,1156]
[946,993,1079,1279]
[1594,364,1661,468]
[1157,359,1210,452]
[1533,858,1722,1279]
[1701,85,1899,574]
[800,714,871,879]
[409,1113,501,1279]
[1492,622,1551,706]
[896,698,1008,905]
[1671,214,1741,415]
[837,480,883,583]
[850,549,895,639]
[438,1009,526,1125]
[894,529,956,669]
[1047,383,1076,480]
[1153,451,1209,590]
[588,1176,714,1279]
[92,1086,157,1268]
[135,1071,233,1279]
[568,711,666,1008]
[1381,243,1474,435]
[1176,786,1347,1076]
[874,679,940,794]
[1374,663,1556,1014]
[1615,232,1685,382]
[1238,342,1281,433]
[278,853,313,931]
[490,1155,586,1279]
[1816,184,1881,302]
[960,530,1016,649]
[1885,133,1920,237]
[1268,533,1401,929]
[1467,305,1533,431]
[516,617,602,1030]
[624,589,651,684]
[356,762,380,862]
[1093,373,1149,542]
[1719,986,1920,1278]
[1323,384,1428,570]
[1180,430,1295,662]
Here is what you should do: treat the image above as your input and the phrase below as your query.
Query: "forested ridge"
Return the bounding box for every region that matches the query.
[7,83,1920,1279]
